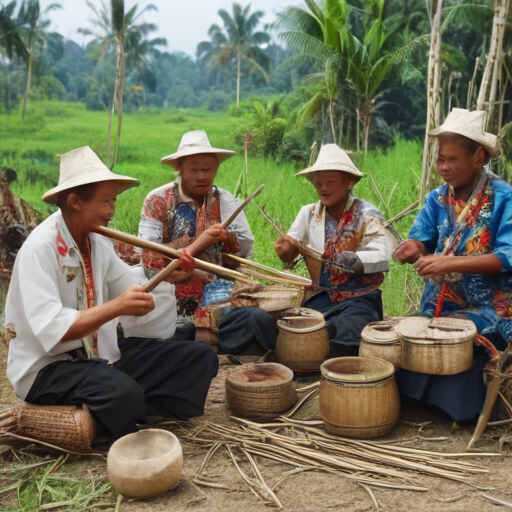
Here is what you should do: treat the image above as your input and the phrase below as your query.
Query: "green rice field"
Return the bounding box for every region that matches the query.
[1,101,425,316]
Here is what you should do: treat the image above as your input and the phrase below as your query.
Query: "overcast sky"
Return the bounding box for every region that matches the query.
[39,0,302,57]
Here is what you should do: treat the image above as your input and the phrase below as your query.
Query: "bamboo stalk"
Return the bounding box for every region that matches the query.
[222,185,264,229]
[96,226,255,285]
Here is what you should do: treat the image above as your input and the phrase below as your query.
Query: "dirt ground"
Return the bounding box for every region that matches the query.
[1,340,512,512]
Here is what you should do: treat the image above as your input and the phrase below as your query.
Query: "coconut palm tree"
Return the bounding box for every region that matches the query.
[79,0,166,169]
[197,3,271,108]
[0,0,28,113]
[18,0,61,117]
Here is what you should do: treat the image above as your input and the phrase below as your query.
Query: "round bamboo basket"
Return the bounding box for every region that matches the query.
[360,318,406,368]
[225,363,297,418]
[276,308,329,373]
[396,317,476,375]
[107,429,183,498]
[319,357,400,438]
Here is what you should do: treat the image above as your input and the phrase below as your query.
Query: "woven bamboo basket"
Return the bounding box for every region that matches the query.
[396,317,476,375]
[359,318,406,368]
[108,429,183,498]
[225,363,297,418]
[276,308,329,373]
[319,357,400,438]
[0,403,98,453]
[230,285,304,312]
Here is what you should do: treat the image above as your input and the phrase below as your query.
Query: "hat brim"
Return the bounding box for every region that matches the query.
[42,174,140,204]
[429,128,499,158]
[161,147,235,169]
[295,166,364,178]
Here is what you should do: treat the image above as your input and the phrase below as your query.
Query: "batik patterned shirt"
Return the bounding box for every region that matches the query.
[409,173,512,341]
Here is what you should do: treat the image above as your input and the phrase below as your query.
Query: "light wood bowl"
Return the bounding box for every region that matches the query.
[107,429,183,498]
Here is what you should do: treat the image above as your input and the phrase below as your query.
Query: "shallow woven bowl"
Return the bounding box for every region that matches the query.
[225,363,298,418]
[107,429,183,498]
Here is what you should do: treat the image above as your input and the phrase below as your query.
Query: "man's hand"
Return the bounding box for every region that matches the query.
[393,239,426,264]
[188,223,229,255]
[274,234,299,263]
[414,255,453,279]
[116,285,155,316]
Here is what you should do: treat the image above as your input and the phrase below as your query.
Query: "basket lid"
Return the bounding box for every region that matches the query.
[395,317,476,344]
[320,356,394,382]
[277,307,326,333]
[226,363,294,388]
[361,317,406,344]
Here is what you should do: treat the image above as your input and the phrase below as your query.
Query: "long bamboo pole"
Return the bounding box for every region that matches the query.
[419,0,443,205]
[96,225,255,285]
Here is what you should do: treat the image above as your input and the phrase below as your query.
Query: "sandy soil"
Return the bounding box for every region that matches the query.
[1,348,512,511]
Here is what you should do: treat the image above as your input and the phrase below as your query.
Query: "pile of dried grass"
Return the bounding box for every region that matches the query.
[185,417,497,510]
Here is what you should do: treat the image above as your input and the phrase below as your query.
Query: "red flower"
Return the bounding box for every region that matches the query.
[56,233,68,256]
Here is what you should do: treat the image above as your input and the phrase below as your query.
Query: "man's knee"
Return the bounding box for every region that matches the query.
[249,308,276,329]
[109,372,145,408]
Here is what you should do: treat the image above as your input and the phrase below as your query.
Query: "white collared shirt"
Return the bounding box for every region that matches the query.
[6,211,176,399]
[287,199,393,274]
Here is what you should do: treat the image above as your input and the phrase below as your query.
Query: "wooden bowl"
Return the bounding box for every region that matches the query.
[107,429,183,498]
[396,317,476,375]
[225,363,298,418]
[276,308,329,373]
[320,357,400,438]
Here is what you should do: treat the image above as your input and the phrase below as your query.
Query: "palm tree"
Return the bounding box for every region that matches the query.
[18,0,61,117]
[278,0,427,153]
[79,0,166,169]
[0,0,28,113]
[197,3,271,108]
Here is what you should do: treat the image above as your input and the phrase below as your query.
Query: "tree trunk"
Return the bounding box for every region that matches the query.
[236,47,241,109]
[21,37,34,118]
[420,0,443,204]
[329,99,336,143]
[356,105,361,154]
[363,102,371,156]
[108,36,126,170]
[5,65,12,115]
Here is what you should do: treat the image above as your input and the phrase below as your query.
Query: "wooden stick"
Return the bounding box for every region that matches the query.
[96,226,255,285]
[222,184,264,229]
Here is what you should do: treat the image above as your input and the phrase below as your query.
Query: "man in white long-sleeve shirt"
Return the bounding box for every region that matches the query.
[274,144,393,359]
[5,146,219,439]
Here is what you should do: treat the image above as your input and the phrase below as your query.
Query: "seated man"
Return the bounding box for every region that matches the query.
[5,146,219,440]
[393,108,511,423]
[274,144,393,359]
[139,130,277,354]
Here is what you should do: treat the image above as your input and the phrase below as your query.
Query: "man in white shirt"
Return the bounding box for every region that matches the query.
[5,146,219,439]
[139,130,277,355]
[274,144,393,359]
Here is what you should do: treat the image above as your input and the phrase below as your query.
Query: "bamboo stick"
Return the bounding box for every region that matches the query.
[96,226,255,285]
[222,185,264,229]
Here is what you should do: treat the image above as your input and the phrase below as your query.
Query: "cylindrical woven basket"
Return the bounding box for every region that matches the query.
[0,403,98,453]
[396,317,476,375]
[360,317,405,368]
[319,356,400,438]
[276,308,329,373]
[225,363,297,418]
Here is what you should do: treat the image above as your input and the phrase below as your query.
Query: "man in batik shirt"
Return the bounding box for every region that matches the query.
[274,144,393,359]
[139,130,278,354]
[394,108,511,422]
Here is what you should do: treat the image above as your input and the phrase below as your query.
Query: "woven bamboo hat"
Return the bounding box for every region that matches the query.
[429,108,499,158]
[42,146,140,204]
[161,130,236,169]
[295,144,363,178]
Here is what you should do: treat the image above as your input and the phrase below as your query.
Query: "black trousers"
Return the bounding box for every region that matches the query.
[303,290,383,350]
[25,337,219,439]
[217,307,278,354]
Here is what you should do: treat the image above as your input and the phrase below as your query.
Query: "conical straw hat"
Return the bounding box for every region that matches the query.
[161,130,235,169]
[429,108,499,158]
[295,144,363,178]
[42,146,140,204]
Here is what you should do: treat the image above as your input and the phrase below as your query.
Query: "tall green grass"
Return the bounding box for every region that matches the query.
[1,101,425,315]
